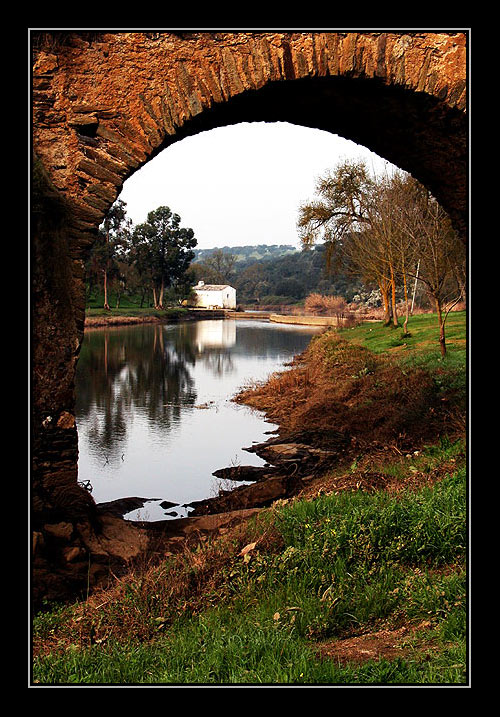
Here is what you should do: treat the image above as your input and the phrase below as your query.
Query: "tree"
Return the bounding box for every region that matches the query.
[298,160,400,326]
[130,206,196,310]
[298,160,373,252]
[92,199,131,310]
[395,181,465,356]
[341,227,395,324]
[298,161,465,352]
[197,248,237,284]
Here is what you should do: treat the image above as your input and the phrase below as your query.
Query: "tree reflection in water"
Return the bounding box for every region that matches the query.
[76,323,197,467]
[75,319,320,515]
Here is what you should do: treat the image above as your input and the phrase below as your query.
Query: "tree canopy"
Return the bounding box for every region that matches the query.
[130,206,197,309]
[86,202,197,310]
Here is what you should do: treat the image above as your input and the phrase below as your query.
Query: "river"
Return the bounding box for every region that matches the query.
[75,318,322,521]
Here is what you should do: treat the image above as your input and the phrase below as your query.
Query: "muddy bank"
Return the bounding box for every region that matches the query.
[181,328,462,521]
[184,429,349,517]
[84,309,225,328]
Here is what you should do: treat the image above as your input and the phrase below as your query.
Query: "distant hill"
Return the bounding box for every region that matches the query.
[192,243,367,306]
[194,244,298,263]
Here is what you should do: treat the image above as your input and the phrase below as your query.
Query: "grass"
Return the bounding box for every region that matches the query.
[32,450,467,685]
[85,306,189,319]
[32,310,468,686]
[85,290,195,320]
[341,311,466,358]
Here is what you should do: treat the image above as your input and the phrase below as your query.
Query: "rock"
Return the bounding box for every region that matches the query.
[68,113,99,131]
[43,521,73,541]
[76,514,149,562]
[32,531,44,555]
[159,500,177,509]
[33,52,58,73]
[189,475,294,516]
[97,497,157,518]
[56,411,75,429]
[63,546,84,563]
[212,465,278,482]
[246,442,338,469]
[170,509,262,539]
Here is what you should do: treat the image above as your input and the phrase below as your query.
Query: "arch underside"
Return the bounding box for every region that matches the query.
[122,75,466,237]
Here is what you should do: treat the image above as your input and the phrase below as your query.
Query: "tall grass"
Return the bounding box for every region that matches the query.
[33,460,467,685]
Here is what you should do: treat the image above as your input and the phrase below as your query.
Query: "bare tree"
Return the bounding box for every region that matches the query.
[298,161,401,326]
[378,172,419,333]
[198,249,237,285]
[396,181,465,356]
[298,160,373,250]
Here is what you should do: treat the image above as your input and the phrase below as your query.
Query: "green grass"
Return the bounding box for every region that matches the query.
[86,290,152,310]
[85,306,189,319]
[341,311,466,357]
[33,453,467,685]
[85,289,194,318]
[33,596,466,684]
[340,310,467,413]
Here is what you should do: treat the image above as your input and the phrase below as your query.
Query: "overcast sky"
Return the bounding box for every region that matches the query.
[118,121,396,251]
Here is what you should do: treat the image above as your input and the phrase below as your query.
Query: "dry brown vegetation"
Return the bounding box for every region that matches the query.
[236,330,455,454]
[304,293,347,316]
[302,293,356,326]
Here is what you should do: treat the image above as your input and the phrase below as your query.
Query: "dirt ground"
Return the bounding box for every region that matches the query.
[315,622,437,666]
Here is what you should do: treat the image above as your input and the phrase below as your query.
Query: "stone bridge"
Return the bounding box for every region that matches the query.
[31,30,468,600]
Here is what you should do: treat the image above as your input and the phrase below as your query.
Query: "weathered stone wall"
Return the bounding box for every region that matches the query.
[32,31,467,234]
[31,30,468,600]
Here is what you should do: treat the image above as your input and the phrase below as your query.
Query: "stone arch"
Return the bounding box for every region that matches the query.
[31,30,467,600]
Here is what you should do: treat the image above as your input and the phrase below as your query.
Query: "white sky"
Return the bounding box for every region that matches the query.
[118,121,396,251]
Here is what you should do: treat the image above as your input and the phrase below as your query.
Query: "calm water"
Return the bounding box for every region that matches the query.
[75,319,321,521]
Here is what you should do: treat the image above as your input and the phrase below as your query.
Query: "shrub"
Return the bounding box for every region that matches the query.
[304,293,353,325]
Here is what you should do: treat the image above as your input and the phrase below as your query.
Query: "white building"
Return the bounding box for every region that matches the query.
[193,281,237,309]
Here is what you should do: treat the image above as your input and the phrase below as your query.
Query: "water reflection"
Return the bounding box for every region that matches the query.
[194,320,236,350]
[76,323,198,466]
[75,319,321,520]
[194,321,236,377]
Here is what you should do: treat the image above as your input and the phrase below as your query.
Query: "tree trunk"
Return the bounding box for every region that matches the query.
[103,229,111,310]
[103,270,110,310]
[402,270,410,335]
[434,297,447,357]
[380,281,392,326]
[390,264,398,327]
[158,280,165,310]
[410,260,421,315]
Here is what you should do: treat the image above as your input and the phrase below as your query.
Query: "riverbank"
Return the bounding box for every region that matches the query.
[174,312,466,518]
[270,313,341,326]
[84,307,225,327]
[32,312,468,685]
[83,306,391,329]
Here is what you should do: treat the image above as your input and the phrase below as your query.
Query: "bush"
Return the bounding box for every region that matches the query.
[304,293,354,325]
